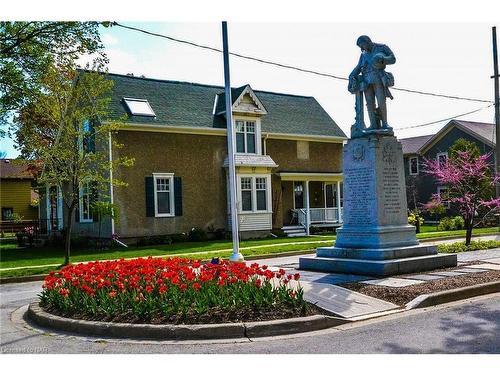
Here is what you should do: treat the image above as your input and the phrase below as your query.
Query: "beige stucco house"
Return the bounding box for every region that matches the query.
[39,73,347,241]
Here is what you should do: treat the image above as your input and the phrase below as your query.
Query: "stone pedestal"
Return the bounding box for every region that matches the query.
[299,135,457,276]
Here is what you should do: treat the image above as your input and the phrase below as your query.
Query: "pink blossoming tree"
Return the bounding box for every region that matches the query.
[423,151,500,246]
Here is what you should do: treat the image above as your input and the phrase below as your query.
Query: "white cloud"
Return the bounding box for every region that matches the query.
[101,33,119,46]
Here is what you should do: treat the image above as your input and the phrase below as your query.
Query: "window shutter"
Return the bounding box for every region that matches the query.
[89,120,96,153]
[75,186,80,223]
[91,182,99,222]
[174,177,183,216]
[145,176,155,217]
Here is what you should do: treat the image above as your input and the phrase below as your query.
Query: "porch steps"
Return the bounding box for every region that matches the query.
[282,225,307,237]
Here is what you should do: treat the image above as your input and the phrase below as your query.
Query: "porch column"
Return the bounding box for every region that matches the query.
[305,180,310,235]
[336,180,342,223]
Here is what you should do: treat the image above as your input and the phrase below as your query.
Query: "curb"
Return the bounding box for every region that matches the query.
[0,275,47,285]
[405,281,500,310]
[26,302,348,340]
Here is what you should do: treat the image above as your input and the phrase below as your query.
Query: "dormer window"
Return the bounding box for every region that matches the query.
[236,120,256,154]
[123,98,156,117]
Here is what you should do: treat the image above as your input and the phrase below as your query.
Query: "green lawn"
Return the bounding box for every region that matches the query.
[1,225,498,278]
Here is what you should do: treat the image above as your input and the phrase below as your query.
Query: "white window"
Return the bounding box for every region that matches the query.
[409,156,419,175]
[123,98,156,117]
[153,173,174,217]
[240,177,253,212]
[437,152,448,166]
[79,182,93,223]
[437,186,450,208]
[235,120,257,154]
[238,175,271,213]
[255,177,267,211]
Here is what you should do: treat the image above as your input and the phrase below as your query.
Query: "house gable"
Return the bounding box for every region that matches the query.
[419,120,495,156]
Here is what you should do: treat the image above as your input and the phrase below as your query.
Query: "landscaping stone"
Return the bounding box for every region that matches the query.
[429,271,468,277]
[456,268,489,274]
[483,257,500,265]
[467,263,500,271]
[400,274,446,281]
[361,277,425,288]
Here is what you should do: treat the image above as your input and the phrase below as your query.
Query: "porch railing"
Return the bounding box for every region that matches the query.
[295,208,343,229]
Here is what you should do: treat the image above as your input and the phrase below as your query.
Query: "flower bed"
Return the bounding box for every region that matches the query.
[40,257,308,324]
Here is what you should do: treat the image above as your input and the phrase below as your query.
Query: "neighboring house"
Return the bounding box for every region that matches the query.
[40,73,347,241]
[400,119,496,213]
[0,159,38,231]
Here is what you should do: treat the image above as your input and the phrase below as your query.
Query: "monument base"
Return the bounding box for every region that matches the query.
[299,244,457,277]
[301,134,458,277]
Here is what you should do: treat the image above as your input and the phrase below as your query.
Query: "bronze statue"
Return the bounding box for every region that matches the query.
[348,35,396,138]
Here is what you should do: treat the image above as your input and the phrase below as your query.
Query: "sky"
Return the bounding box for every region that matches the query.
[1,22,497,157]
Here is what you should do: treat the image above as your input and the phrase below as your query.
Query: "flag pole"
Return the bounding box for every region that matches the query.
[222,21,243,262]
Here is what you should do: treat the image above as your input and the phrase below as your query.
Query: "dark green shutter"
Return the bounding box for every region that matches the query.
[75,186,80,223]
[174,177,183,216]
[91,182,99,222]
[89,120,96,153]
[145,176,155,217]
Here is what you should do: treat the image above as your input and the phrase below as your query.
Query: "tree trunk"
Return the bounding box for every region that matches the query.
[64,205,76,265]
[465,217,474,247]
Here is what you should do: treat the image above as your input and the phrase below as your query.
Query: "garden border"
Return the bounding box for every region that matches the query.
[26,302,348,340]
[405,281,500,309]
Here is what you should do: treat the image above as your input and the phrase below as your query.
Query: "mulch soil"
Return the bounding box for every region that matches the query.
[41,302,325,325]
[341,268,500,307]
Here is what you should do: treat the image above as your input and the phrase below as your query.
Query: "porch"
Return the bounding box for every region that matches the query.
[277,172,343,236]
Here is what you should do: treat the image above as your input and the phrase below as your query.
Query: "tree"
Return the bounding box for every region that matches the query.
[0,21,109,133]
[448,138,480,161]
[12,65,133,264]
[423,150,500,245]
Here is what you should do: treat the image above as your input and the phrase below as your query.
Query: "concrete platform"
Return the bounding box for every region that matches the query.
[299,252,457,277]
[316,244,437,260]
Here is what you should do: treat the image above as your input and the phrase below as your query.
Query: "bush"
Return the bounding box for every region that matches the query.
[39,257,305,324]
[438,240,500,253]
[271,229,287,238]
[438,216,465,231]
[136,235,173,247]
[408,212,424,227]
[188,227,208,242]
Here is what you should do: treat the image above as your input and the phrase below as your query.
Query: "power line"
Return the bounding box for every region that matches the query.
[394,104,494,130]
[113,22,493,104]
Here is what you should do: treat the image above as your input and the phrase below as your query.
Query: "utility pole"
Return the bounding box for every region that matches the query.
[493,26,500,197]
[222,21,244,262]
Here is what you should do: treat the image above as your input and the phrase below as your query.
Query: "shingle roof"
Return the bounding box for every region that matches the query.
[214,85,248,115]
[0,159,34,179]
[106,73,346,138]
[453,120,496,145]
[222,154,278,168]
[399,134,433,155]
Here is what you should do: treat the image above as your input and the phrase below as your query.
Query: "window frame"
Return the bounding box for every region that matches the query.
[436,152,448,166]
[153,173,175,217]
[437,186,450,208]
[409,156,419,175]
[79,182,93,223]
[237,174,272,214]
[234,116,261,155]
[123,97,156,117]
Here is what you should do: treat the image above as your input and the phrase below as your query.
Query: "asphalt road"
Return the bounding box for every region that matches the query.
[1,280,499,354]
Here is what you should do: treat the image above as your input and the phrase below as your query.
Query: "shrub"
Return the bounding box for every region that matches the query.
[438,216,465,231]
[271,229,287,238]
[438,240,500,253]
[188,227,208,242]
[408,212,424,227]
[39,257,304,324]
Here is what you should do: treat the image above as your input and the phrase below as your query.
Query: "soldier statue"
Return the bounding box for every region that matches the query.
[348,35,396,138]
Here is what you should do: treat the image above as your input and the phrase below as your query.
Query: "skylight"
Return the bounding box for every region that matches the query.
[123,98,156,117]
